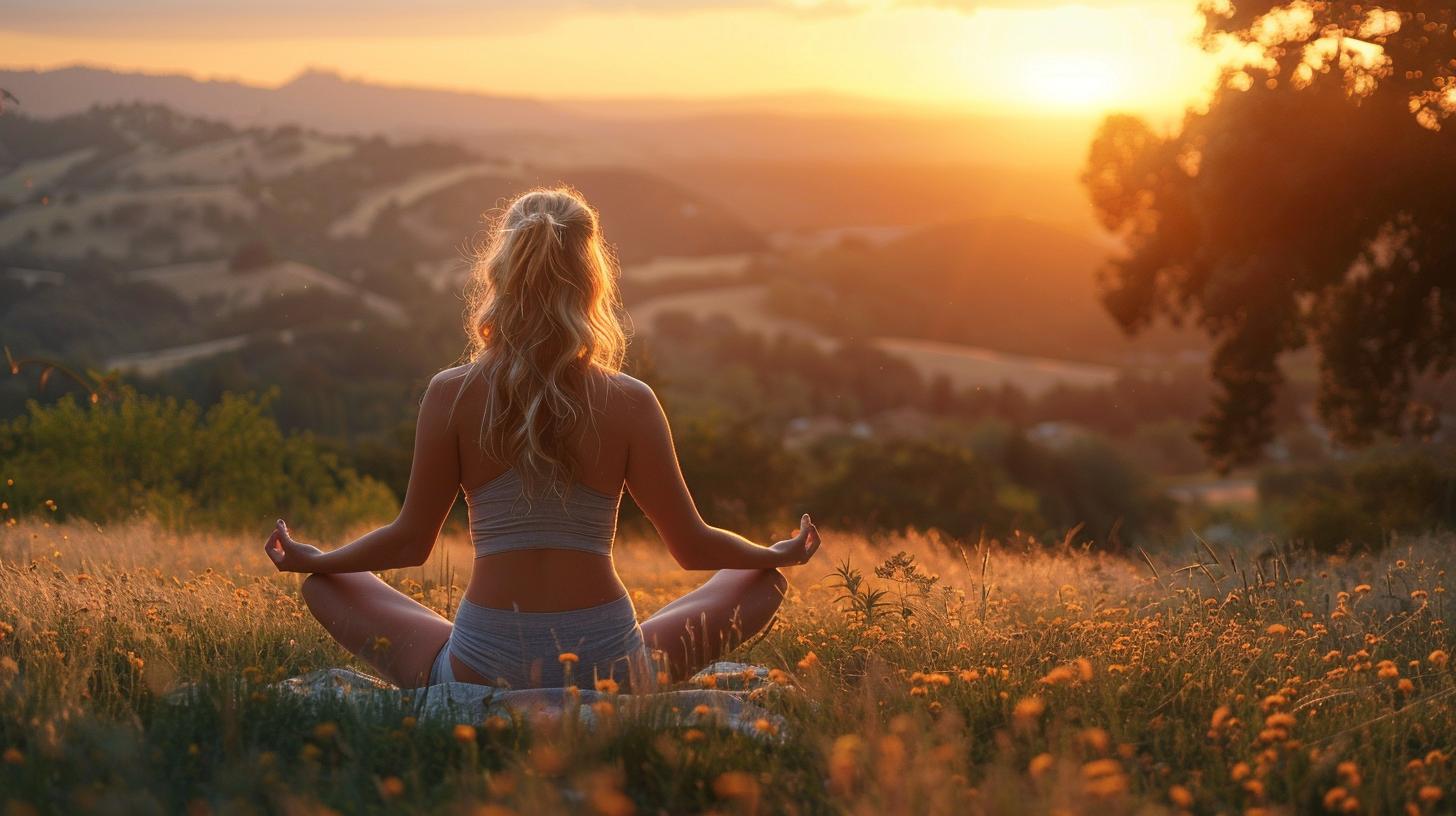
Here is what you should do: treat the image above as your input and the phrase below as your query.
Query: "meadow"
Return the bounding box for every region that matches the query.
[2,517,1453,815]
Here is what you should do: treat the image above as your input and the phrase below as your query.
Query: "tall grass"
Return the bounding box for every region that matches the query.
[1,520,1452,814]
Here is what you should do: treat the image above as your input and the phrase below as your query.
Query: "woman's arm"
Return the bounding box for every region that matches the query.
[622,377,819,570]
[265,369,464,573]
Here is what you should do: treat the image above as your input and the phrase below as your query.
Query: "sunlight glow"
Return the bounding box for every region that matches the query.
[0,3,1216,118]
[1018,54,1127,109]
[953,4,1215,116]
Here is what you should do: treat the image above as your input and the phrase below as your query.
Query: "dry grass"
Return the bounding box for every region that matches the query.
[0,185,253,261]
[1,520,1453,814]
[627,284,1122,397]
[328,162,513,240]
[872,337,1119,398]
[121,135,354,184]
[0,148,99,200]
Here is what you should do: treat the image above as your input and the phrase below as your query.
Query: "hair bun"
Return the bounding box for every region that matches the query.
[522,211,561,230]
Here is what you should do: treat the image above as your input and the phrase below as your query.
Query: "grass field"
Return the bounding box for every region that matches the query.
[123,259,408,324]
[328,162,517,240]
[0,148,99,200]
[1,520,1452,815]
[0,185,254,261]
[122,135,354,184]
[628,283,1122,397]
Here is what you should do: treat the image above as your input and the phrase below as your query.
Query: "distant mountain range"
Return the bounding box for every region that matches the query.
[0,66,572,136]
[0,65,1102,169]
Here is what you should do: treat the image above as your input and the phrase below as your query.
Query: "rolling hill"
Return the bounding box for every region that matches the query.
[764,215,1201,365]
[0,104,766,371]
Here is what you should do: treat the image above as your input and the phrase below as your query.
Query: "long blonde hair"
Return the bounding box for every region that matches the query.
[461,186,628,493]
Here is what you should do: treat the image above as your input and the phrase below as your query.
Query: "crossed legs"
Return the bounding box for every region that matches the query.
[639,568,788,681]
[299,571,452,688]
[298,567,788,688]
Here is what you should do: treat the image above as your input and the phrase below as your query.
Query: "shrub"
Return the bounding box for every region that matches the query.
[670,414,800,536]
[0,388,395,532]
[807,437,1033,540]
[1259,447,1456,551]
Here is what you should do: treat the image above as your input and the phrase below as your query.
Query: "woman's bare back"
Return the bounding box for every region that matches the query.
[443,363,637,612]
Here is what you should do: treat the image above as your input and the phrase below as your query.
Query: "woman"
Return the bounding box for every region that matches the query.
[264,186,821,692]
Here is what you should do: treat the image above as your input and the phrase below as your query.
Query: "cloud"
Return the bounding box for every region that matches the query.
[1,0,1155,38]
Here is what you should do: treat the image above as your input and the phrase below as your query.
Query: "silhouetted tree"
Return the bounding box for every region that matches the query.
[1085,1,1456,469]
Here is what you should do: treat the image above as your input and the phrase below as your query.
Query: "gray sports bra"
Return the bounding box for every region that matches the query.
[465,469,622,558]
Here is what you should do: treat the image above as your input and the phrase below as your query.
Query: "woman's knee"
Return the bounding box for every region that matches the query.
[759,568,788,602]
[739,569,787,622]
[300,572,339,610]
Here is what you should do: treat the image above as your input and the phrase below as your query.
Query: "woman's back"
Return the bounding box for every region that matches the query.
[445,365,638,613]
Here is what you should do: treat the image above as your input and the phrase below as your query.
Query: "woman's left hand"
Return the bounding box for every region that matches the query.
[264,519,324,573]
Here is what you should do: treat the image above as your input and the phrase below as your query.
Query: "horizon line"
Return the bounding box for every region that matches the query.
[0,61,1161,122]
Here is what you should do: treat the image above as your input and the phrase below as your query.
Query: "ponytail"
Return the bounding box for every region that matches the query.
[461,187,628,494]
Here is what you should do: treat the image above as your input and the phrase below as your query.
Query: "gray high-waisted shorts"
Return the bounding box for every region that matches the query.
[428,594,651,691]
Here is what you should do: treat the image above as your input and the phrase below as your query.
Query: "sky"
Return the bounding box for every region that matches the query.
[0,1,1220,116]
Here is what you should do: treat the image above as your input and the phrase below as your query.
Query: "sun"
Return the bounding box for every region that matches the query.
[1017,53,1127,110]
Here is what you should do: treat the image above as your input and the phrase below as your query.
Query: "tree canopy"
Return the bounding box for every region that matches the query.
[1085,1,1456,469]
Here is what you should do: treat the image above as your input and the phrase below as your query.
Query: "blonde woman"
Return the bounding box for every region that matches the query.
[264,187,820,691]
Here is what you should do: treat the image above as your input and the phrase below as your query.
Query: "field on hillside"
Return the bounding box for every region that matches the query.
[328,162,516,240]
[2,519,1453,815]
[630,283,1125,397]
[123,259,405,321]
[0,185,254,261]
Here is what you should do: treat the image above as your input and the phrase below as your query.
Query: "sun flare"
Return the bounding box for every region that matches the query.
[951,4,1214,116]
[1018,54,1126,109]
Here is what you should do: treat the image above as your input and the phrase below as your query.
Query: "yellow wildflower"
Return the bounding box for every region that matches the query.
[378,776,404,798]
[1013,696,1046,723]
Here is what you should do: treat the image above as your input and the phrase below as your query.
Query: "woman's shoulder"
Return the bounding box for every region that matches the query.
[430,363,474,385]
[589,369,658,409]
[583,369,666,437]
[415,364,480,427]
[425,363,475,400]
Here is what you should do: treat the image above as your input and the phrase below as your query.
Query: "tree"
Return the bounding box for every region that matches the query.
[1084,1,1456,469]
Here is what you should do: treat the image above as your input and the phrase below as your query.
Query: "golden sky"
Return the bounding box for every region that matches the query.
[0,1,1218,117]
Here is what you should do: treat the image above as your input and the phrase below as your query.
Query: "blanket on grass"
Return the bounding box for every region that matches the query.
[258,661,786,739]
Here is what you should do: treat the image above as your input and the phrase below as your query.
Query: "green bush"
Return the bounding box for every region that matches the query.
[670,414,801,537]
[0,388,395,532]
[1259,447,1456,551]
[806,437,1034,540]
[1001,433,1175,549]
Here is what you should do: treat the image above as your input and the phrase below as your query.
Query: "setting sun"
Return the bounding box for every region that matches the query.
[1018,53,1127,109]
[951,4,1213,116]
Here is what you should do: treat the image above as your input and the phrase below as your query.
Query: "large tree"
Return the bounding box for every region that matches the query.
[1085,1,1456,469]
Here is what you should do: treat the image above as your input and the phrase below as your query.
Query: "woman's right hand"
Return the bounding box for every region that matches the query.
[769,514,821,567]
[264,519,325,573]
